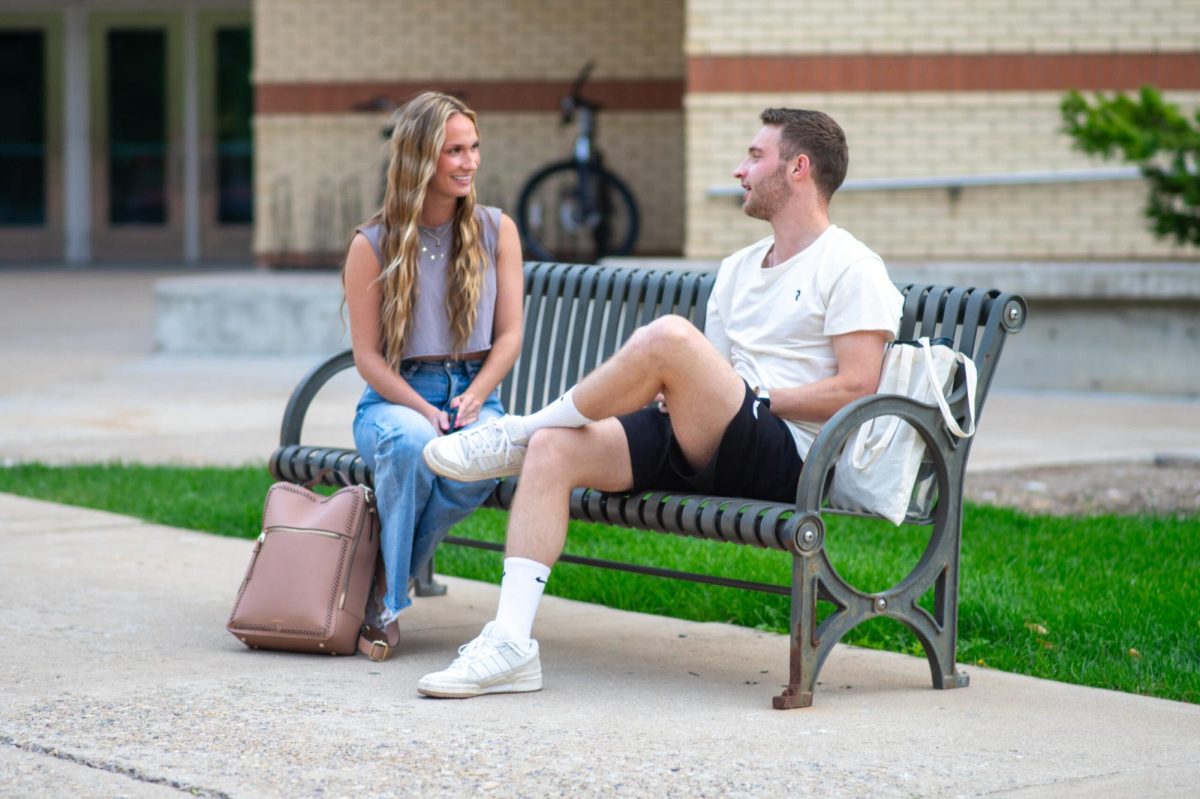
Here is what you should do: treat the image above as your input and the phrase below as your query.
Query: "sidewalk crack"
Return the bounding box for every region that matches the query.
[2,735,232,798]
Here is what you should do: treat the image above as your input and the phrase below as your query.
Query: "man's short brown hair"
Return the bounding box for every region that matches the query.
[760,108,848,203]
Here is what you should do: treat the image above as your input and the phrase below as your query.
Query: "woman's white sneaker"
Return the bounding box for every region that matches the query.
[417,622,542,698]
[422,416,528,480]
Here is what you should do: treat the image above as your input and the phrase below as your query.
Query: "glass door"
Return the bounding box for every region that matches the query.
[89,12,182,260]
[197,10,252,260]
[0,14,62,260]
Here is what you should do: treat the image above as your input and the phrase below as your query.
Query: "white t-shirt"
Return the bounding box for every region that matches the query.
[704,224,903,457]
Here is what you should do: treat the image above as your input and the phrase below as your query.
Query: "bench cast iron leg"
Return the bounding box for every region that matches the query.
[928,565,970,691]
[774,554,822,709]
[911,517,970,692]
[412,556,447,597]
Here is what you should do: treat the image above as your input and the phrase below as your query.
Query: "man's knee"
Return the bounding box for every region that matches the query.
[522,421,632,493]
[628,314,703,359]
[523,428,578,479]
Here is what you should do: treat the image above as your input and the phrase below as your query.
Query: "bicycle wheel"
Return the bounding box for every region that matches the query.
[516,160,640,263]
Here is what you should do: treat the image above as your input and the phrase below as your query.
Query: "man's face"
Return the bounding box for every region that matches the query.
[733,125,791,221]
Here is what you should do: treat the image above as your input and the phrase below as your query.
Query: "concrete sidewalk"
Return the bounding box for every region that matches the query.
[2,267,1200,797]
[3,493,1199,798]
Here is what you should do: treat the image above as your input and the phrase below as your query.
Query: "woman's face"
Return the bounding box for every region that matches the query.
[428,112,481,203]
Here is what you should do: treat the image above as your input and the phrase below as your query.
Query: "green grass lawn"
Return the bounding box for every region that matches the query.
[2,462,1197,704]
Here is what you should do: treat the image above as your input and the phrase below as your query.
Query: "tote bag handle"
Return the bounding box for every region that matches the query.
[918,336,977,439]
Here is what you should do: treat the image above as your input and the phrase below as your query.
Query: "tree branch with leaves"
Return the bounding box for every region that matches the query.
[1060,86,1200,247]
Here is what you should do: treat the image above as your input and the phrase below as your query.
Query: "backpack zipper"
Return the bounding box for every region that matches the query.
[261,525,340,539]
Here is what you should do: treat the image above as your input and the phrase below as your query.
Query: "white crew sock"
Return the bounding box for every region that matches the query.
[512,388,594,442]
[490,556,551,642]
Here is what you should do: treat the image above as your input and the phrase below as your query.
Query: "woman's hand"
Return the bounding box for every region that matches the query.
[422,405,452,435]
[449,392,481,429]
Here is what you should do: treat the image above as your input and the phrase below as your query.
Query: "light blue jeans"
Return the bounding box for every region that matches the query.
[352,359,503,621]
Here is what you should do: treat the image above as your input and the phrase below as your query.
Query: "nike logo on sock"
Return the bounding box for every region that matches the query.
[535,577,547,584]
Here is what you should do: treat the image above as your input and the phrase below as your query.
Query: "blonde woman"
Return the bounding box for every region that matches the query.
[343,92,524,644]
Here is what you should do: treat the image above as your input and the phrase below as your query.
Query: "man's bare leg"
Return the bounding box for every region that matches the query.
[504,418,634,565]
[491,318,747,637]
[417,320,748,698]
[423,315,746,480]
[415,420,635,698]
[552,315,745,470]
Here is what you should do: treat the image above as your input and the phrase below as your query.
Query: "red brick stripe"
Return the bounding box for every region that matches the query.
[257,79,684,114]
[689,53,1200,92]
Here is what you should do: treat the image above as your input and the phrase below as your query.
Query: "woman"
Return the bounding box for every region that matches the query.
[343,92,524,645]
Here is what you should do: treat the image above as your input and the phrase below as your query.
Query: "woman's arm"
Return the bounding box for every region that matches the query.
[451,213,524,426]
[344,233,448,431]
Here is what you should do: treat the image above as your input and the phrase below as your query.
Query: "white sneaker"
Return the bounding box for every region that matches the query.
[422,416,527,480]
[417,622,542,698]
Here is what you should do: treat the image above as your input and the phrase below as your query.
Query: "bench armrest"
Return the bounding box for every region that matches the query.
[794,392,968,519]
[279,349,357,447]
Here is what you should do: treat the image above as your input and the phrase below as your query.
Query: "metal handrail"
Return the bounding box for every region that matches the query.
[707,165,1142,197]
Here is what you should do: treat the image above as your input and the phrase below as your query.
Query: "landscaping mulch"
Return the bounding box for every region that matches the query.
[966,459,1200,518]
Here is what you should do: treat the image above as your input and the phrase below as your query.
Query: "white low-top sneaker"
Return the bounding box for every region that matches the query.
[422,416,527,480]
[417,622,542,698]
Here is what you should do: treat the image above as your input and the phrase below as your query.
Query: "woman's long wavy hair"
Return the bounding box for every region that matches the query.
[364,92,487,370]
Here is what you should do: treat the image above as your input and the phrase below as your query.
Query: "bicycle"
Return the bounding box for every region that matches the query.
[515,62,640,263]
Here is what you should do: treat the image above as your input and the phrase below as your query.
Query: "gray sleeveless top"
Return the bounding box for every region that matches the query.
[357,205,501,359]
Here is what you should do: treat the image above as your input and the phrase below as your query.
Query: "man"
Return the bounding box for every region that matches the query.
[417,108,902,698]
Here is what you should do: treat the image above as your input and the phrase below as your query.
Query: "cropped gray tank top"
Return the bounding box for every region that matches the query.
[357,205,501,359]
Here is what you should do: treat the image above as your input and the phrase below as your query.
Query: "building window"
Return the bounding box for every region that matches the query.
[0,30,46,226]
[108,29,167,225]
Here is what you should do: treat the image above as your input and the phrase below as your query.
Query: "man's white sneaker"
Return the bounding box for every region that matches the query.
[417,622,542,698]
[422,416,527,480]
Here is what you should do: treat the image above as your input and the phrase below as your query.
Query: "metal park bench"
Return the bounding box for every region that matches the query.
[269,260,1027,708]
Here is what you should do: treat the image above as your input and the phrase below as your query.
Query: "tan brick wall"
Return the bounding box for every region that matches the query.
[256,110,683,258]
[253,114,380,256]
[685,91,1200,260]
[256,0,684,81]
[254,0,686,259]
[687,0,1200,55]
[254,0,1198,262]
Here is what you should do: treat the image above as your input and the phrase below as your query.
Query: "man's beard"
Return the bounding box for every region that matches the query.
[743,163,789,221]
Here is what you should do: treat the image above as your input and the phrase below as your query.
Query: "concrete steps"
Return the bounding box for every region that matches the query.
[155,272,348,355]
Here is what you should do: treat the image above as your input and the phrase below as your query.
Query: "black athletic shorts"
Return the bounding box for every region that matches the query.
[617,381,804,502]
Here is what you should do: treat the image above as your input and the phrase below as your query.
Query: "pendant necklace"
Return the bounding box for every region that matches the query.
[419,221,452,261]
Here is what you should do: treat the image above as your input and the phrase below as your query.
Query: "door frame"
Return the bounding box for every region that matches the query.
[88,9,184,261]
[196,8,252,261]
[0,12,64,261]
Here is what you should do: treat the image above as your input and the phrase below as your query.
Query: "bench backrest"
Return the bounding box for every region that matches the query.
[499,262,1026,423]
[273,261,1026,490]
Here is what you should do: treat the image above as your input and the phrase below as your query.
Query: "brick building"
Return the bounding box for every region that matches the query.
[685,0,1200,261]
[2,0,1198,267]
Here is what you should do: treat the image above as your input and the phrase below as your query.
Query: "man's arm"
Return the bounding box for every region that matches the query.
[765,330,889,424]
